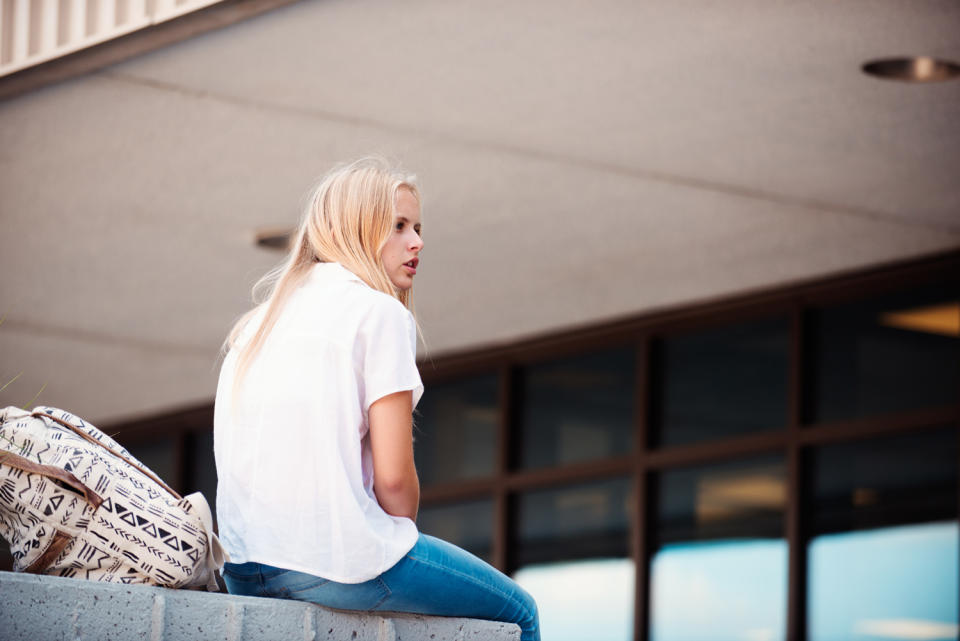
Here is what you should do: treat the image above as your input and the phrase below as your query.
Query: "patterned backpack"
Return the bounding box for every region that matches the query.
[0,405,227,589]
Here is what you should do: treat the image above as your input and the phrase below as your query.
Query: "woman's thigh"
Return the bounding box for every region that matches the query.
[376,534,539,637]
[221,538,539,640]
[223,561,390,611]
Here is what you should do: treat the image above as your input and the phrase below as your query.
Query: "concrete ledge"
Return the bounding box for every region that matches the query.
[0,571,520,641]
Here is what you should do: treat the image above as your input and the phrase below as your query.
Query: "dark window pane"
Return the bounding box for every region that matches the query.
[808,427,957,535]
[417,499,493,563]
[651,456,787,641]
[655,455,786,546]
[651,317,790,447]
[125,437,177,491]
[415,374,498,485]
[186,431,217,528]
[515,477,632,568]
[807,427,959,639]
[804,282,959,424]
[517,349,635,470]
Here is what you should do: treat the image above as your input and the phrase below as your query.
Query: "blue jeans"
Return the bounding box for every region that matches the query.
[222,534,540,641]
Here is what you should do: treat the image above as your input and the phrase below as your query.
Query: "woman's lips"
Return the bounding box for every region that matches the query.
[403,258,419,275]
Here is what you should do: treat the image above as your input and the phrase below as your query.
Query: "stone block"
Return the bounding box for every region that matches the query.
[0,571,520,641]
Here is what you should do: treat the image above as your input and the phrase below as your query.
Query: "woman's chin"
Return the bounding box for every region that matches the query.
[391,277,413,292]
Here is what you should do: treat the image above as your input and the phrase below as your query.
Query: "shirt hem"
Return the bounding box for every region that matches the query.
[228,536,418,585]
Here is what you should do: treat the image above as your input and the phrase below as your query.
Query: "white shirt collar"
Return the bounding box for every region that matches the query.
[310,261,363,285]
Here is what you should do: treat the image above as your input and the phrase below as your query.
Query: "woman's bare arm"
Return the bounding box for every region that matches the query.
[368,390,420,520]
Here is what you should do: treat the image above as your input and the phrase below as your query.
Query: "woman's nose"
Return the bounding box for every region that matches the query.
[410,233,424,252]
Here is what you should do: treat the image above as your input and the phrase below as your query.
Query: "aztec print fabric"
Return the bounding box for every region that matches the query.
[0,405,225,589]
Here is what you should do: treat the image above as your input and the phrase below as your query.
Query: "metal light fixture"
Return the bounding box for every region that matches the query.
[862,57,960,82]
[254,228,294,251]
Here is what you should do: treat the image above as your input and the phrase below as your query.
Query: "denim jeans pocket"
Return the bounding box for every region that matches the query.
[279,576,391,612]
[222,563,265,597]
[283,575,331,595]
[222,561,260,579]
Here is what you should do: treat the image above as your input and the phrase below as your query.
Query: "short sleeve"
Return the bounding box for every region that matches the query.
[358,297,424,413]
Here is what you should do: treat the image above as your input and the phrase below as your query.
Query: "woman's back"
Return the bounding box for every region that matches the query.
[214,261,422,583]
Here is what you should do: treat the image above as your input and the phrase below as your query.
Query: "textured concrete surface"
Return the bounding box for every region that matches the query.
[0,571,520,641]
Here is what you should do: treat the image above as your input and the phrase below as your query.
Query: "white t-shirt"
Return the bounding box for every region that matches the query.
[214,262,423,583]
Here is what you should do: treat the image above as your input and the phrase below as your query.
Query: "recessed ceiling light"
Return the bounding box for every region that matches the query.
[254,228,294,251]
[862,57,960,82]
[879,303,959,337]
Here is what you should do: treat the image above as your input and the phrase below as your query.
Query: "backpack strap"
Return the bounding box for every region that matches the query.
[24,530,72,574]
[33,411,182,500]
[0,451,103,509]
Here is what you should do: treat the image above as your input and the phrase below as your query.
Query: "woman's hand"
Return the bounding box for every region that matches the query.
[368,390,420,520]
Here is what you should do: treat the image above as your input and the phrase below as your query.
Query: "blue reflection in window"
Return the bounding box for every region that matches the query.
[651,539,787,641]
[514,558,634,641]
[809,521,959,641]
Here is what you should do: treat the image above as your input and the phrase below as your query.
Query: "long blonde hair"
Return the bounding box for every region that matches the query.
[225,156,421,391]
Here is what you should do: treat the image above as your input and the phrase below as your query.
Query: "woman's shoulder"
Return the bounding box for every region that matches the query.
[306,263,411,322]
[353,285,412,327]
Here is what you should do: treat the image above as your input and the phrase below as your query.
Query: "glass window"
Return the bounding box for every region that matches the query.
[807,427,959,640]
[124,436,178,492]
[514,558,634,641]
[650,316,790,447]
[414,374,498,485]
[514,478,634,641]
[515,477,633,567]
[808,427,957,534]
[417,499,494,563]
[186,431,217,526]
[651,456,787,641]
[808,523,958,641]
[516,349,635,470]
[804,281,959,423]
